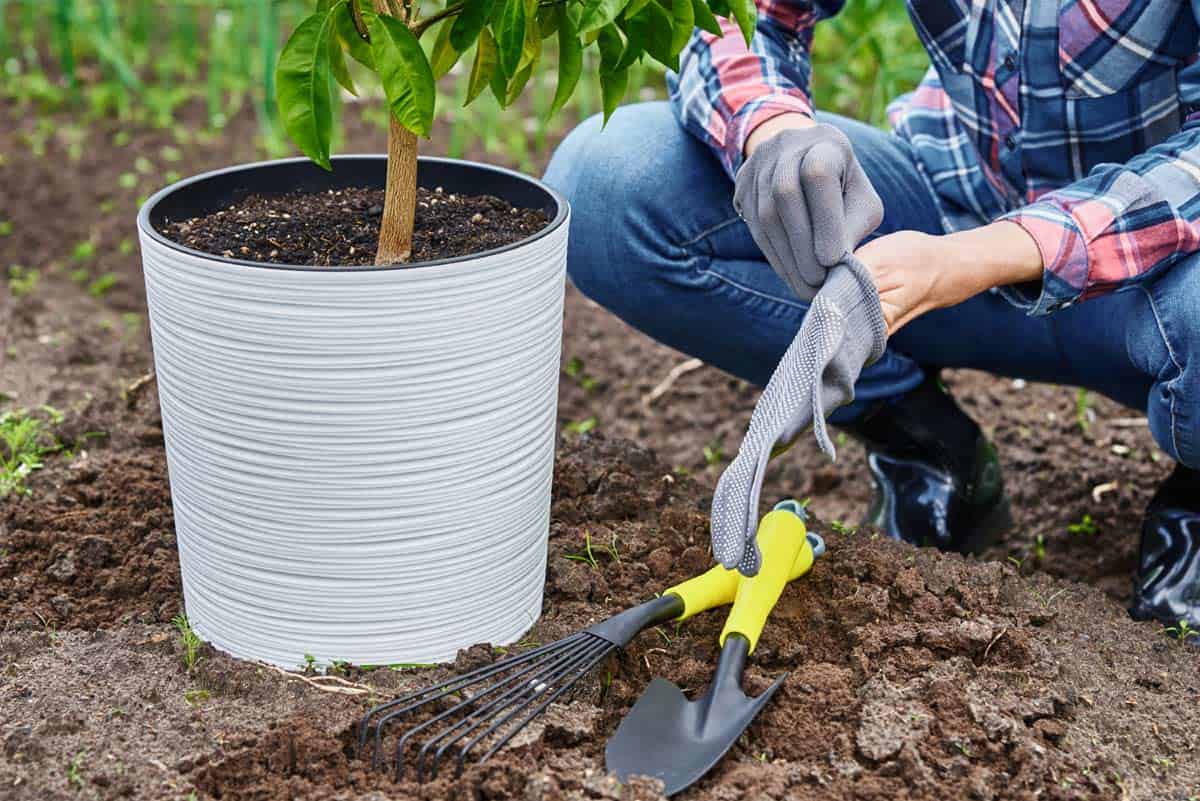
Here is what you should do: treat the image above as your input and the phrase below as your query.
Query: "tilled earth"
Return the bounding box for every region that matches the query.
[3,99,1199,800]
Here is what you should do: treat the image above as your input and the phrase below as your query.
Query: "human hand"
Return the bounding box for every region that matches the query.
[735,121,884,301]
[854,223,1045,335]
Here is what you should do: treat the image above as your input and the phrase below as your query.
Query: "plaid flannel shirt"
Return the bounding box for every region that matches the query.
[668,0,1200,314]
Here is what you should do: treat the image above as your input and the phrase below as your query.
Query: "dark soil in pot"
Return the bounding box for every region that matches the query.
[158,186,548,265]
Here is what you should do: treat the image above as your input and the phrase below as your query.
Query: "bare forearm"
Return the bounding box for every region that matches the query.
[940,221,1044,298]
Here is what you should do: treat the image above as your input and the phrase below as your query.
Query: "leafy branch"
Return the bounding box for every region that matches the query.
[275,0,751,263]
[276,0,747,168]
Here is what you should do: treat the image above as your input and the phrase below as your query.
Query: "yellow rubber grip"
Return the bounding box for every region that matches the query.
[663,516,815,623]
[718,508,808,654]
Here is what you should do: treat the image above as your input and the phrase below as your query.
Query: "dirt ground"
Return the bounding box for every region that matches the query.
[3,99,1199,800]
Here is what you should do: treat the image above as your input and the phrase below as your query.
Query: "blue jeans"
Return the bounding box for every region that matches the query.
[544,101,1200,469]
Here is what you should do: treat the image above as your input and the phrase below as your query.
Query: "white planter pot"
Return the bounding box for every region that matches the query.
[136,156,569,668]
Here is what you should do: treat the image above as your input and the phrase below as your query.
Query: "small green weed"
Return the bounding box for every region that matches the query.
[829,520,856,536]
[703,440,724,470]
[172,614,203,673]
[1075,389,1092,433]
[1033,534,1047,562]
[1165,619,1198,644]
[0,220,12,236]
[603,533,621,565]
[1067,514,1097,537]
[1,408,59,497]
[563,357,598,391]
[66,752,85,788]
[564,531,601,570]
[7,264,39,297]
[388,662,438,671]
[183,688,210,706]
[87,273,118,298]
[71,240,97,262]
[563,417,597,436]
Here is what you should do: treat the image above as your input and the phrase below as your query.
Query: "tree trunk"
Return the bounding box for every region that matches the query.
[371,0,418,266]
[376,116,418,265]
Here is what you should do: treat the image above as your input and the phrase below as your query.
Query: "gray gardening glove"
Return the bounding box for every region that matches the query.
[734,124,884,301]
[710,254,888,575]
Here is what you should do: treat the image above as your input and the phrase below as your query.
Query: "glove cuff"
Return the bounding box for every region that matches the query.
[819,253,888,366]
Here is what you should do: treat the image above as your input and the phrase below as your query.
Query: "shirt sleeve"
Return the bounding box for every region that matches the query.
[667,1,845,177]
[999,58,1200,315]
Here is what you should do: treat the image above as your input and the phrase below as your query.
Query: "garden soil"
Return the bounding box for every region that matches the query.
[3,101,1199,800]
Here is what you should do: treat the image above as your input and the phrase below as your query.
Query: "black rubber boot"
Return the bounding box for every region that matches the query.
[1129,465,1200,642]
[846,373,1012,553]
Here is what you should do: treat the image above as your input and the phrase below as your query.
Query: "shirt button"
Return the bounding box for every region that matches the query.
[1005,133,1017,150]
[1003,53,1016,71]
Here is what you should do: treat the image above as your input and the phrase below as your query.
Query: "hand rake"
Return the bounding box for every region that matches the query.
[358,510,823,781]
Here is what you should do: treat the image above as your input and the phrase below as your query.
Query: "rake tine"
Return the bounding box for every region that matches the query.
[410,636,606,781]
[463,639,614,772]
[382,639,591,778]
[358,637,571,749]
[420,633,614,777]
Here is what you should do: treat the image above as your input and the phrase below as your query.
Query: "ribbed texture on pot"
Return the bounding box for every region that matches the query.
[138,210,568,668]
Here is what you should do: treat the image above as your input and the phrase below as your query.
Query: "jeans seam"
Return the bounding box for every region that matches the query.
[677,216,743,249]
[1138,284,1186,462]
[676,216,808,313]
[695,263,808,312]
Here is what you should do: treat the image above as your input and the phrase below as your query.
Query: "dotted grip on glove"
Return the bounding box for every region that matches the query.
[710,254,887,576]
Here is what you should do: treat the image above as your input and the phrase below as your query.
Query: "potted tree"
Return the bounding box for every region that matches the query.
[135,0,747,669]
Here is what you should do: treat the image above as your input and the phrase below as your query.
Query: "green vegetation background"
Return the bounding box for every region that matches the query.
[1,0,925,172]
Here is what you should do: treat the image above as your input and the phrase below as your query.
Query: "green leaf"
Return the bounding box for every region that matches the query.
[489,53,509,105]
[690,0,721,35]
[728,0,755,45]
[365,9,435,137]
[430,18,459,78]
[537,3,563,39]
[667,0,695,53]
[600,66,628,124]
[496,0,526,77]
[623,0,654,19]
[488,28,538,106]
[613,21,644,71]
[550,11,582,115]
[276,12,336,170]
[597,23,629,123]
[327,2,357,95]
[505,55,536,105]
[334,2,375,69]
[465,27,498,104]
[707,0,730,19]
[597,23,624,72]
[516,0,541,73]
[579,0,628,35]
[450,0,497,51]
[620,3,675,71]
